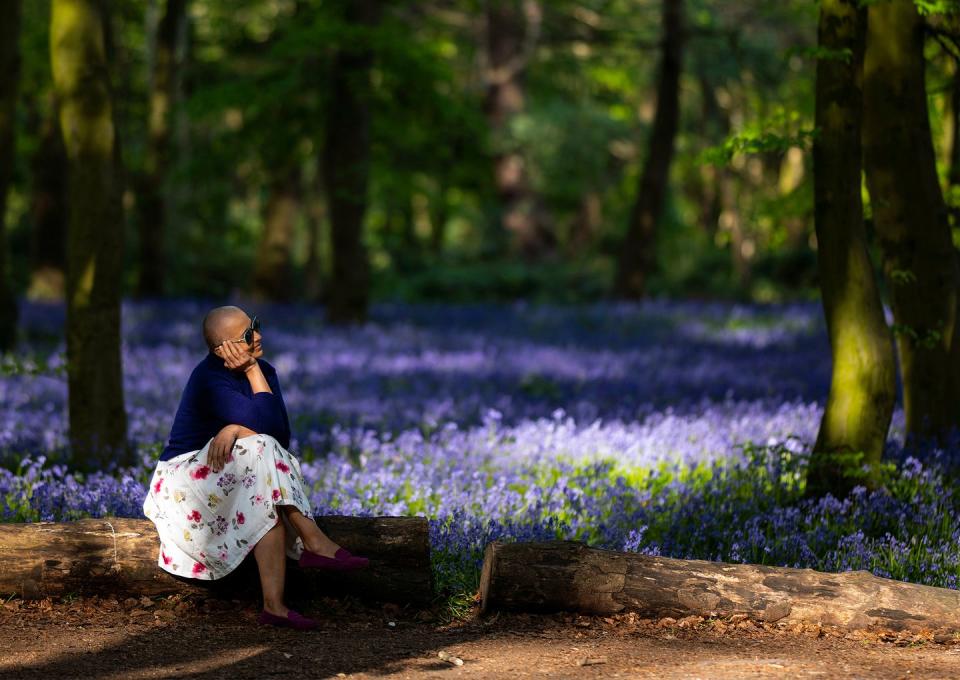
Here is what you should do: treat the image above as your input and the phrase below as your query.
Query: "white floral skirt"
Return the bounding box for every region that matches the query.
[142,434,314,580]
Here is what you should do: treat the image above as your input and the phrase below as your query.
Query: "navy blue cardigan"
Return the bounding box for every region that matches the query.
[159,353,291,461]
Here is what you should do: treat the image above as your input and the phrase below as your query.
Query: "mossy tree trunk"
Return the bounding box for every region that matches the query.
[323,0,379,324]
[0,0,22,353]
[614,0,684,299]
[949,57,960,192]
[136,0,186,298]
[806,0,896,498]
[253,164,300,302]
[51,0,129,470]
[862,0,960,441]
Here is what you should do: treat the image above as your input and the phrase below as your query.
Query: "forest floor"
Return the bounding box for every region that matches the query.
[2,594,960,679]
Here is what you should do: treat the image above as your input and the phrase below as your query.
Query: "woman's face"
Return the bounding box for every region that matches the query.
[217,313,263,359]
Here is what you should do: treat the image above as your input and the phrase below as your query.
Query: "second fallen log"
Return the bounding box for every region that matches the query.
[479,540,960,632]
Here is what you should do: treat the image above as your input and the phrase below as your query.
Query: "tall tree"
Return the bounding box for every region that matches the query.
[51,0,129,468]
[806,0,896,498]
[323,0,380,324]
[0,0,22,352]
[253,164,300,302]
[949,58,960,194]
[137,0,186,297]
[27,97,68,301]
[484,0,552,257]
[862,0,960,440]
[614,0,685,299]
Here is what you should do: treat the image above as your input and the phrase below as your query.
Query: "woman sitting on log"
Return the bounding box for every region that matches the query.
[143,305,368,630]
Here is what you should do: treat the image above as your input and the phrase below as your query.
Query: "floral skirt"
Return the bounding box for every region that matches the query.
[142,434,313,580]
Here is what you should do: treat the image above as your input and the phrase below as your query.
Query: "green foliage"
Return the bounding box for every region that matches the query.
[787,45,854,64]
[889,269,918,286]
[373,259,613,304]
[892,323,945,350]
[698,113,816,166]
[1,0,839,303]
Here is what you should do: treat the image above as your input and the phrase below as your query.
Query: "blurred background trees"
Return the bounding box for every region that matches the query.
[2,0,960,468]
[1,0,843,314]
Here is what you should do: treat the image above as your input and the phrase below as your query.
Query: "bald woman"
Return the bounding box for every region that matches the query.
[143,306,368,630]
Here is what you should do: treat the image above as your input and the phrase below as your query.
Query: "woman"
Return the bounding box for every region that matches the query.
[143,305,367,630]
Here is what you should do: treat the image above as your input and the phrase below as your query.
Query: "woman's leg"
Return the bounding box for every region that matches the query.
[253,518,288,616]
[278,505,342,558]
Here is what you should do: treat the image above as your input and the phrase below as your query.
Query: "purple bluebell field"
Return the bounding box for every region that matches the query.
[2,300,959,599]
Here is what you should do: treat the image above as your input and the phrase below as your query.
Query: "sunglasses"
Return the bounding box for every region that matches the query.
[220,316,261,348]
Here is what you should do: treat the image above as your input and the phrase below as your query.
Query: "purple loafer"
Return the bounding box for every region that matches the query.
[257,608,318,630]
[298,547,370,571]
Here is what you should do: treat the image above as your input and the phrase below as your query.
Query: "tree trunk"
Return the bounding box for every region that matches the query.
[253,164,300,302]
[720,174,749,291]
[429,177,449,254]
[568,191,602,251]
[0,517,433,605]
[614,0,684,299]
[51,0,129,470]
[136,0,186,298]
[303,191,325,303]
[323,0,379,324]
[27,97,68,302]
[695,73,726,240]
[949,57,960,192]
[484,0,552,258]
[0,0,22,353]
[862,0,960,441]
[480,541,960,633]
[806,0,895,498]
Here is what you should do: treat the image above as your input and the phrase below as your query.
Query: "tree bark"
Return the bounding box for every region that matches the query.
[0,517,433,605]
[323,0,379,324]
[614,0,684,299]
[480,541,960,633]
[136,0,187,298]
[806,0,895,498]
[27,97,68,302]
[484,0,552,258]
[862,0,960,440]
[949,57,960,191]
[253,164,300,302]
[51,0,129,470]
[0,0,22,353]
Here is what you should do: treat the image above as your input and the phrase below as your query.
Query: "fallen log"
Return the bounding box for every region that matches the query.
[480,540,960,633]
[0,516,433,605]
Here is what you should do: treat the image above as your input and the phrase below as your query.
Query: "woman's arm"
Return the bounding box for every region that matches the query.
[207,424,260,472]
[205,371,287,435]
[218,341,272,394]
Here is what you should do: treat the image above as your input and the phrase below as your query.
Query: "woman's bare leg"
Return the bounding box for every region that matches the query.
[279,505,342,558]
[253,519,288,616]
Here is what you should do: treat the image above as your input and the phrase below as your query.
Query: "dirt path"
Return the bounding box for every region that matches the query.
[2,595,959,679]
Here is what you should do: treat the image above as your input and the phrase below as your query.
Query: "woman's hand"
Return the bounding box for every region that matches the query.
[215,340,257,372]
[208,424,257,472]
